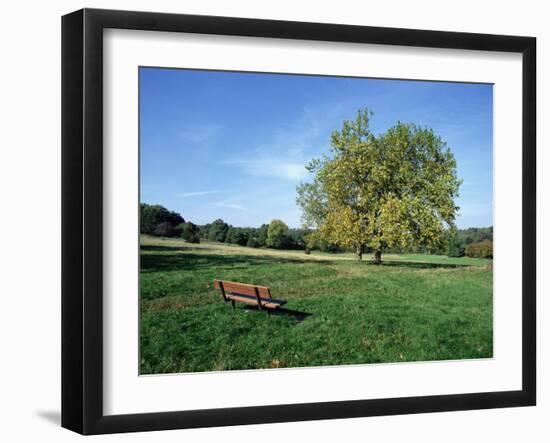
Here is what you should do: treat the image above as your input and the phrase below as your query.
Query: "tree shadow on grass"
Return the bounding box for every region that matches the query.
[377,260,471,269]
[141,244,205,253]
[140,243,473,272]
[140,249,316,273]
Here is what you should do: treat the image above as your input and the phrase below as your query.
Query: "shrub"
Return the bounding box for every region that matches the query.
[207,219,229,242]
[448,243,465,257]
[286,228,311,250]
[198,223,211,239]
[446,229,465,257]
[266,219,290,249]
[153,221,176,238]
[179,222,200,243]
[465,240,493,258]
[316,239,342,253]
[256,224,269,247]
[226,227,249,246]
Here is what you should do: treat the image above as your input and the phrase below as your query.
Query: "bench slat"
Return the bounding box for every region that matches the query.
[214,279,287,312]
[215,280,271,299]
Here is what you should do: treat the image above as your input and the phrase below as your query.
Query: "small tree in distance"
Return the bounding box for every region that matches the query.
[246,236,259,248]
[153,221,174,239]
[179,222,200,243]
[266,219,289,249]
[446,228,465,257]
[226,227,249,246]
[257,224,269,247]
[208,219,229,242]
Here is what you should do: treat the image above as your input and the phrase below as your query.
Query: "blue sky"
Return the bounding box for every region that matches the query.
[140,67,493,229]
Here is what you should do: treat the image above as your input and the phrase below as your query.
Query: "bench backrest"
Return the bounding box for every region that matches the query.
[214,280,271,300]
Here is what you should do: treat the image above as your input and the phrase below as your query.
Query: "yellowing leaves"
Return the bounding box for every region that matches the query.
[296,108,461,260]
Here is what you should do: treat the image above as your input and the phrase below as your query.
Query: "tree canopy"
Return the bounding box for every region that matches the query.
[297,108,461,262]
[140,203,184,235]
[266,219,290,249]
[153,221,176,238]
[465,239,493,259]
[178,221,201,243]
[207,219,230,242]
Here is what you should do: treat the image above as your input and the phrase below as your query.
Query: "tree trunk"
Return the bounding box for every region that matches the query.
[355,244,363,261]
[373,249,382,264]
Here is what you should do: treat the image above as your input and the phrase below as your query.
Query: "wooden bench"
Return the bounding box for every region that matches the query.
[214,280,287,314]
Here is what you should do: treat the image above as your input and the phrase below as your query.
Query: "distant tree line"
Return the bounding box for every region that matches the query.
[456,226,493,245]
[198,218,318,250]
[140,203,200,242]
[140,203,492,258]
[443,226,492,258]
[140,203,184,234]
[413,227,492,258]
[139,203,340,252]
[464,239,493,259]
[385,227,493,259]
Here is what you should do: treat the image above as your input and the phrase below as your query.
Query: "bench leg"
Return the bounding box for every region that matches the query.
[231,300,235,309]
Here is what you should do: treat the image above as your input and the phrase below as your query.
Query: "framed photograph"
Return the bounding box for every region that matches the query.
[61,8,536,435]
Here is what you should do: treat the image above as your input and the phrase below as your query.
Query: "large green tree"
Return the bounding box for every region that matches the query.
[297,109,461,263]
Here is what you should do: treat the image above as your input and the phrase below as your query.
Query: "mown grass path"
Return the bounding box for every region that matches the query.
[140,235,493,374]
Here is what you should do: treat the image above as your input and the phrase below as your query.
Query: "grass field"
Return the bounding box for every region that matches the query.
[140,235,493,374]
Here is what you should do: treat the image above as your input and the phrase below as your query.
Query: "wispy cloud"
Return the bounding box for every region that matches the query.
[213,201,245,210]
[180,124,223,143]
[220,105,338,182]
[178,190,229,198]
[224,158,309,181]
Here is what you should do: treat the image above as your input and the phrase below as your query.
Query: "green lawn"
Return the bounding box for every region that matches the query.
[140,235,493,374]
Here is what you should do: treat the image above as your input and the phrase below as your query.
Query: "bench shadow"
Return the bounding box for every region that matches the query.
[242,305,312,322]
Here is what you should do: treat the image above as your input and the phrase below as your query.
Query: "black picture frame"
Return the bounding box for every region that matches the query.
[61,8,536,435]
